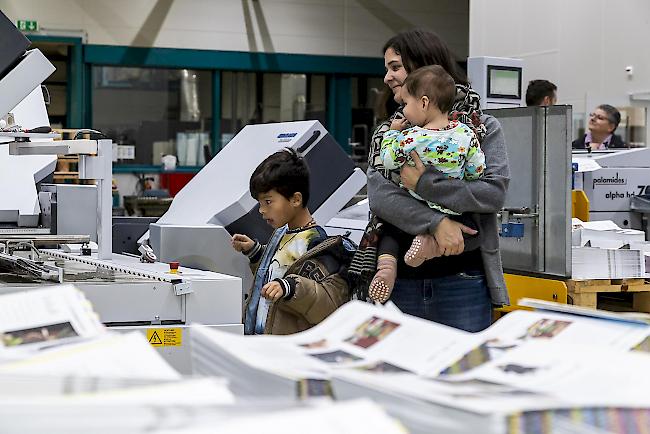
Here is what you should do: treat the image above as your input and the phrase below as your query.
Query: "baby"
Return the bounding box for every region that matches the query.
[369,65,486,303]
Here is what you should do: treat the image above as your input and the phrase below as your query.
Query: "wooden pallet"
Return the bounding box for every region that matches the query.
[567,278,650,312]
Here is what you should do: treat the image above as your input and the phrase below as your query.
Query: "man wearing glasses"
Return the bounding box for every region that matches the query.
[572,104,626,150]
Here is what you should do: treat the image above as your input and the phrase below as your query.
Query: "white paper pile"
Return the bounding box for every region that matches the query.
[154,399,406,434]
[191,301,483,398]
[570,219,647,278]
[572,219,646,248]
[571,246,646,279]
[191,298,650,434]
[630,241,650,277]
[0,332,182,379]
[334,340,650,434]
[1,380,402,434]
[0,377,236,434]
[519,297,650,324]
[0,285,238,434]
[0,285,105,360]
[331,303,650,434]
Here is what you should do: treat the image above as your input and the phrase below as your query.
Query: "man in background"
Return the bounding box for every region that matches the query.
[525,79,557,106]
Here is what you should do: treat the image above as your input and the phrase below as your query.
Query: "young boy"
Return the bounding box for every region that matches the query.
[232,148,354,335]
[369,65,486,303]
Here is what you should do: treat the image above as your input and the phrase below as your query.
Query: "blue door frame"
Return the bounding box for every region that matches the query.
[27,35,84,128]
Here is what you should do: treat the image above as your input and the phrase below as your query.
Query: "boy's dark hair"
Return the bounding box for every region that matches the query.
[383,28,468,86]
[250,148,310,207]
[525,79,557,106]
[403,65,456,113]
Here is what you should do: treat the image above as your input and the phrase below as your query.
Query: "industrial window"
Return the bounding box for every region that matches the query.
[91,66,213,167]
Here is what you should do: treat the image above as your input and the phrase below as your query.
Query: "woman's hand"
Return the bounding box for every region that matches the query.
[400,151,426,191]
[433,218,478,256]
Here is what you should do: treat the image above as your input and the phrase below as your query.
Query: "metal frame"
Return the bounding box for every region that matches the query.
[488,105,572,278]
[83,44,384,75]
[544,105,573,277]
[7,138,114,259]
[327,74,352,153]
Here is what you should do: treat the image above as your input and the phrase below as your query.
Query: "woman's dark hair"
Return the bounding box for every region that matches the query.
[250,148,310,207]
[597,104,621,133]
[383,29,468,86]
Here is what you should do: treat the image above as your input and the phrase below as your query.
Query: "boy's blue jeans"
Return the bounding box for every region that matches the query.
[389,272,492,332]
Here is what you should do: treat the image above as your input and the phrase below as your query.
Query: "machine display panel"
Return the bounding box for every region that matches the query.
[487,65,522,99]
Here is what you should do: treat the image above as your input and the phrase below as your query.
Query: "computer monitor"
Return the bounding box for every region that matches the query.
[467,57,524,109]
[487,65,522,99]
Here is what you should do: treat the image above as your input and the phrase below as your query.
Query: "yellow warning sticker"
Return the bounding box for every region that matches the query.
[146,328,182,347]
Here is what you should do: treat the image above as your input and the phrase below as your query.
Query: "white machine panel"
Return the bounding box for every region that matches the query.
[583,168,649,212]
[148,120,366,289]
[37,251,243,326]
[575,149,650,228]
[0,143,56,226]
[324,199,370,244]
[0,86,57,227]
[578,147,650,168]
[0,49,55,120]
[149,223,253,296]
[157,121,328,227]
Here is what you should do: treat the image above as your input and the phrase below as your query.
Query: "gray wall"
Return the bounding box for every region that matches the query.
[4,0,469,59]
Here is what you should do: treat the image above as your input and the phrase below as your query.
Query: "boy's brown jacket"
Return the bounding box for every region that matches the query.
[244,235,353,335]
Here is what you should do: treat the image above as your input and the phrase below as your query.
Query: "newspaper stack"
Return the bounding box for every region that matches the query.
[0,285,239,434]
[154,399,406,434]
[571,219,647,279]
[0,285,182,379]
[2,371,399,434]
[571,218,646,248]
[333,340,650,434]
[0,285,105,361]
[333,302,650,434]
[191,301,485,398]
[572,246,646,279]
[193,298,650,434]
[0,377,236,434]
[0,332,182,379]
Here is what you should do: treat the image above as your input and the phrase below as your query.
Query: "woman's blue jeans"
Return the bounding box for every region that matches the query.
[389,272,492,332]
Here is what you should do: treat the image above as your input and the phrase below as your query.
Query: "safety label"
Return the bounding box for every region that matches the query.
[146,328,182,347]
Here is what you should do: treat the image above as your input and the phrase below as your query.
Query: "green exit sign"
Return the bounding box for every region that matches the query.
[16,20,38,32]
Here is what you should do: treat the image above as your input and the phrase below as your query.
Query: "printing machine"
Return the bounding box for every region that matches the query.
[0,15,241,373]
[146,120,367,292]
[573,147,650,230]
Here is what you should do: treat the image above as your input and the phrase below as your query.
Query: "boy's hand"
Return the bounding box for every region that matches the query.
[261,281,284,301]
[390,117,408,131]
[232,234,255,253]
